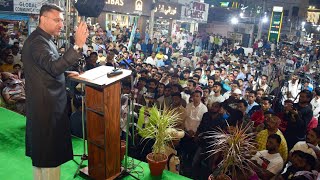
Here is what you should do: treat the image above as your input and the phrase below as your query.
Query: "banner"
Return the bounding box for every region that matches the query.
[127,23,137,50]
[14,0,47,14]
[180,1,209,23]
[0,0,13,12]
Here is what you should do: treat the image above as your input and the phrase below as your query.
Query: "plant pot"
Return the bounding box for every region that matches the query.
[120,140,126,162]
[208,174,231,180]
[146,153,168,176]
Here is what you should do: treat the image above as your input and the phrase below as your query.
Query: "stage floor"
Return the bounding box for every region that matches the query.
[0,108,190,180]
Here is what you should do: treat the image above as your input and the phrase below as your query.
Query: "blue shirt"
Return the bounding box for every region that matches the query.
[141,43,147,53]
[156,60,165,67]
[120,59,133,69]
[246,101,259,114]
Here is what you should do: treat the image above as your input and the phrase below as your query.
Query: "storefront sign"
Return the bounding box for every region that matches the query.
[14,0,46,14]
[104,0,151,16]
[307,11,320,24]
[268,6,283,43]
[106,0,124,6]
[154,2,181,19]
[181,1,209,23]
[0,0,13,12]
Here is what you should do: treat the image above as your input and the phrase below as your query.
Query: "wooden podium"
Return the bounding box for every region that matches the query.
[70,66,132,180]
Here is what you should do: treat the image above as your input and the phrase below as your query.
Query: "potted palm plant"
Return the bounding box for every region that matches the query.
[138,105,183,176]
[203,123,257,180]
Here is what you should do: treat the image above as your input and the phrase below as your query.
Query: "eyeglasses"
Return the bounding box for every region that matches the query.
[44,16,64,24]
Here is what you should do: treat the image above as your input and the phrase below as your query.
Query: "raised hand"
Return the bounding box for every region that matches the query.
[74,21,89,48]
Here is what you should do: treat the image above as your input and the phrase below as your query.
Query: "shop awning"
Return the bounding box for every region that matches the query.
[0,12,29,21]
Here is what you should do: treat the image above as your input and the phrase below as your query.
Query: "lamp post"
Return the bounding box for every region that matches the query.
[257,0,266,41]
[231,17,239,47]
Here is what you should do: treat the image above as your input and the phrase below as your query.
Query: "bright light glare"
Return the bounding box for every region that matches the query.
[231,17,239,24]
[317,26,320,31]
[262,16,268,23]
[302,21,306,26]
[240,12,244,18]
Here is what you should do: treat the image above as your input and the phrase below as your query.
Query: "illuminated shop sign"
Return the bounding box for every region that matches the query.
[104,0,151,16]
[154,2,181,19]
[268,6,283,43]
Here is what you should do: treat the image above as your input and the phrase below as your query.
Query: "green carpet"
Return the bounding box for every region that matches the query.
[0,108,190,180]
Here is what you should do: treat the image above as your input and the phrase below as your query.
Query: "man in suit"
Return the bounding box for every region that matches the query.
[163,42,172,66]
[22,3,88,179]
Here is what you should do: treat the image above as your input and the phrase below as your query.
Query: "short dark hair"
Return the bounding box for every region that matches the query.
[148,78,158,85]
[164,84,172,90]
[140,69,149,74]
[208,76,215,81]
[188,80,196,87]
[310,128,320,138]
[215,68,222,73]
[262,74,268,80]
[262,97,272,104]
[202,86,209,91]
[171,92,181,98]
[158,83,165,87]
[300,89,313,100]
[90,52,98,56]
[315,87,320,96]
[13,64,22,69]
[238,99,248,107]
[138,77,147,83]
[192,74,200,80]
[257,88,265,93]
[172,84,183,92]
[249,90,257,96]
[268,134,281,144]
[40,4,63,17]
[156,72,162,78]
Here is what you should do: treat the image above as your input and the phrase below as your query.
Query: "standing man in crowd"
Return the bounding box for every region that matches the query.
[22,4,88,179]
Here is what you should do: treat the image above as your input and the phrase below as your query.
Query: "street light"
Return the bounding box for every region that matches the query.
[302,21,306,27]
[231,17,239,24]
[240,12,244,18]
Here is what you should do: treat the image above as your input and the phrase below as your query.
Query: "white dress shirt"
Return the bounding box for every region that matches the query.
[145,56,157,66]
[311,96,320,118]
[184,102,208,132]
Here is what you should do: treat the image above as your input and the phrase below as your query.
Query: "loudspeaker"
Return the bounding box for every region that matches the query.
[74,0,105,17]
[292,7,299,17]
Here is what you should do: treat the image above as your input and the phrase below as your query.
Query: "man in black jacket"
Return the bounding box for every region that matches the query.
[22,3,88,179]
[285,90,314,149]
[163,42,172,65]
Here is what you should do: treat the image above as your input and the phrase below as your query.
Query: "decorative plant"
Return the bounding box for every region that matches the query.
[202,123,257,179]
[139,105,182,161]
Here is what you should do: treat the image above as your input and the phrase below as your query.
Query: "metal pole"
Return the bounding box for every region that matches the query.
[149,0,156,40]
[257,0,266,40]
[65,0,70,49]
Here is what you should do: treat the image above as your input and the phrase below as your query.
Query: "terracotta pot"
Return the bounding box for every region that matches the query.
[146,153,168,176]
[120,140,126,161]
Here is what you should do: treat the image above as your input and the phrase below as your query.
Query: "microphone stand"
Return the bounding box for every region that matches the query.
[114,59,139,180]
[73,54,88,178]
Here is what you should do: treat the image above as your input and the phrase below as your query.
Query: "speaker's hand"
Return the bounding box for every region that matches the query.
[74,21,88,48]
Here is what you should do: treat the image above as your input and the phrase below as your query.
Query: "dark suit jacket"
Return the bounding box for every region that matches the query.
[23,27,82,167]
[163,47,172,61]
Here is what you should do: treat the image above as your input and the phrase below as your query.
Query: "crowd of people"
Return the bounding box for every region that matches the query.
[1,19,320,179]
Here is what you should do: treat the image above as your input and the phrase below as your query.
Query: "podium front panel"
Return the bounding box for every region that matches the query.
[85,81,121,179]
